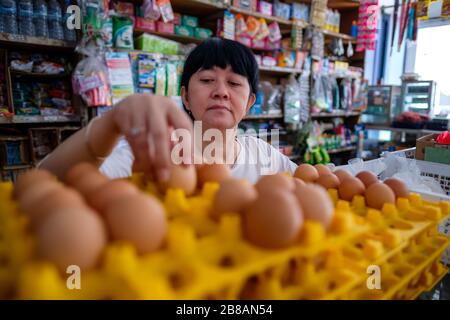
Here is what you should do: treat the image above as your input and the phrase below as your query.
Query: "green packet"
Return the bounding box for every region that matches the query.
[194,27,213,40]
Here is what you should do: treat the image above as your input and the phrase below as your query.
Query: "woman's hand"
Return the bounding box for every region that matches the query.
[110,94,194,182]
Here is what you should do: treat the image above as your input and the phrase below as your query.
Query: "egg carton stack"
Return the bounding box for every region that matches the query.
[0,166,449,300]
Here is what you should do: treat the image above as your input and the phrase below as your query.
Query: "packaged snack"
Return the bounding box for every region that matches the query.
[255,18,270,40]
[236,35,252,47]
[181,15,198,28]
[157,0,174,22]
[135,17,156,32]
[115,1,135,17]
[173,13,181,25]
[166,62,179,96]
[252,38,265,49]
[72,44,112,107]
[101,16,114,47]
[155,65,167,96]
[246,16,260,38]
[113,16,134,49]
[235,14,247,36]
[268,22,282,42]
[105,52,134,104]
[175,25,195,37]
[194,27,213,40]
[233,0,257,11]
[156,21,175,34]
[262,55,276,67]
[273,0,291,20]
[223,10,235,40]
[265,38,281,50]
[258,1,273,16]
[141,0,161,20]
[138,56,157,88]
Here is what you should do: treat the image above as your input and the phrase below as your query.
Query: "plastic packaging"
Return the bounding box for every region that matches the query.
[113,16,134,49]
[18,0,35,36]
[72,43,112,107]
[47,0,64,40]
[141,0,161,20]
[0,0,18,34]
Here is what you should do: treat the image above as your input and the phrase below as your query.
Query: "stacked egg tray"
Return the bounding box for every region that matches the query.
[0,175,449,300]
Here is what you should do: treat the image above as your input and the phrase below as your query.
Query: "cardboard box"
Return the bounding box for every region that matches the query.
[415,133,450,165]
[194,27,213,40]
[181,15,198,28]
[135,17,156,33]
[175,25,195,37]
[156,21,175,34]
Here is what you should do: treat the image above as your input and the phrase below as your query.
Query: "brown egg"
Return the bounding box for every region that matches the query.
[243,191,303,249]
[104,193,167,254]
[315,164,332,176]
[294,164,319,183]
[87,180,140,213]
[255,173,295,194]
[196,164,231,187]
[384,178,409,198]
[365,183,395,210]
[295,183,334,229]
[68,172,109,197]
[334,169,353,183]
[338,177,366,201]
[212,179,258,218]
[18,180,64,215]
[356,171,379,188]
[65,162,99,185]
[28,187,86,228]
[14,169,55,199]
[36,207,107,272]
[159,165,197,196]
[315,174,340,189]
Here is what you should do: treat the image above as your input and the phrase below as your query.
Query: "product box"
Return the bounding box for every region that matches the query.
[265,38,281,50]
[258,1,273,16]
[233,0,257,11]
[136,34,180,55]
[194,27,213,40]
[273,0,291,20]
[236,35,252,47]
[252,38,266,49]
[181,15,198,28]
[175,25,195,37]
[156,21,175,34]
[135,17,156,33]
[173,13,181,25]
[115,1,135,17]
[415,133,450,165]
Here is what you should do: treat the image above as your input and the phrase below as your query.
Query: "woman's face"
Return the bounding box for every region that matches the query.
[181,66,256,131]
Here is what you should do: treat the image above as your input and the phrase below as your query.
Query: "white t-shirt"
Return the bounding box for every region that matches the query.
[100,136,298,183]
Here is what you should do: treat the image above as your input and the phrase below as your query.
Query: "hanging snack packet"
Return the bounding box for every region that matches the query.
[157,0,175,23]
[72,45,112,107]
[268,21,282,42]
[155,64,167,96]
[255,18,270,40]
[235,14,247,36]
[166,62,179,97]
[246,16,260,38]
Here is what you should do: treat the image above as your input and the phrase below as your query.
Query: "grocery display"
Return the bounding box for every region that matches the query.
[0,0,449,303]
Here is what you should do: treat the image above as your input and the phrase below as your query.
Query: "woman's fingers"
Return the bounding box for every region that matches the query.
[147,105,171,182]
[167,104,195,165]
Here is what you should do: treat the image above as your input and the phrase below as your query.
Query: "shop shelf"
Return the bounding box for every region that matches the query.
[9,70,71,79]
[0,32,76,51]
[243,114,283,120]
[322,29,356,43]
[327,146,357,154]
[229,6,292,26]
[311,111,361,118]
[0,115,81,124]
[259,65,302,75]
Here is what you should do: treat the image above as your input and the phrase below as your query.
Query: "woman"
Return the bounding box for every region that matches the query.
[40,38,297,183]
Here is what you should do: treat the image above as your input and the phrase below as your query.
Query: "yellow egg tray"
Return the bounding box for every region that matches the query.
[0,177,449,300]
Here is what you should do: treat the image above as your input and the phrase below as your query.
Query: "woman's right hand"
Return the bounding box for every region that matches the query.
[109,94,194,182]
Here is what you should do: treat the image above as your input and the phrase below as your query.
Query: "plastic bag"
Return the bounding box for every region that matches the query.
[284,74,301,124]
[72,43,112,107]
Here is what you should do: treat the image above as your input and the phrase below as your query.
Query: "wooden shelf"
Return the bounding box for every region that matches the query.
[259,65,302,75]
[0,32,76,51]
[0,115,81,124]
[1,164,33,170]
[240,130,287,138]
[10,70,71,79]
[230,6,292,26]
[327,146,356,154]
[243,114,283,120]
[322,29,356,43]
[170,0,224,16]
[134,29,204,45]
[311,111,361,118]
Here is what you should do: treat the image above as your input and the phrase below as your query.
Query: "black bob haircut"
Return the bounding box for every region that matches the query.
[181,37,259,96]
